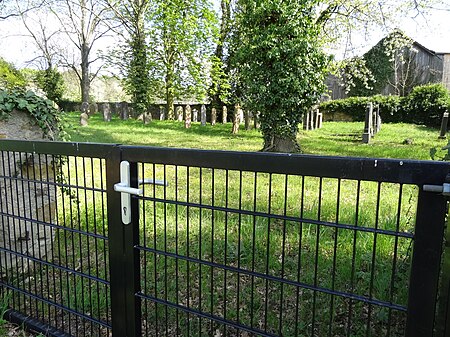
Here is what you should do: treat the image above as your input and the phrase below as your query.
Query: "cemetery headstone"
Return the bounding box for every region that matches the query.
[102,103,111,122]
[81,101,90,115]
[222,106,227,123]
[439,111,449,139]
[176,106,184,122]
[201,104,206,126]
[211,107,217,126]
[80,112,89,126]
[159,106,165,120]
[362,103,373,144]
[89,102,98,115]
[254,111,260,129]
[185,105,192,128]
[120,102,129,120]
[193,108,198,122]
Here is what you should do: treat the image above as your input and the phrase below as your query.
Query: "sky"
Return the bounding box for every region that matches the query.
[0,2,449,70]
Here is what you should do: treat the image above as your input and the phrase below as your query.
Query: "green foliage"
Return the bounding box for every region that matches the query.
[35,67,65,103]
[321,83,450,127]
[0,58,27,90]
[404,83,450,127]
[233,0,329,151]
[320,95,406,123]
[0,89,67,140]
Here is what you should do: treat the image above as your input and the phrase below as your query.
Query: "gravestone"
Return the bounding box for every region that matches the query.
[439,111,449,139]
[102,103,111,122]
[362,103,373,144]
[315,110,323,129]
[303,110,310,130]
[185,105,192,128]
[80,112,89,126]
[201,104,207,126]
[232,104,241,134]
[254,111,260,129]
[211,107,217,126]
[192,108,198,122]
[176,106,184,122]
[0,110,56,275]
[222,106,227,123]
[89,102,98,115]
[159,106,165,120]
[81,101,90,115]
[119,102,129,120]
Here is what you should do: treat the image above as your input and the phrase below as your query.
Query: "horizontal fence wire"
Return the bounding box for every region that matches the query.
[0,149,111,337]
[137,163,418,337]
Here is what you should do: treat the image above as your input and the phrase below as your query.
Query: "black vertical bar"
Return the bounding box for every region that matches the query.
[107,147,142,337]
[405,189,447,337]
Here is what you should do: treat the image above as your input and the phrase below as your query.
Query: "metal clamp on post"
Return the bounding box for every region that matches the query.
[114,161,142,225]
[423,183,450,197]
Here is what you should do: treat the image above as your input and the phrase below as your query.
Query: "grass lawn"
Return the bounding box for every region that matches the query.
[6,112,447,336]
[64,111,449,160]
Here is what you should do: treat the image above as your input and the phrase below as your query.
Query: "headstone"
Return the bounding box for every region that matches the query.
[81,101,90,115]
[362,103,373,144]
[159,106,165,120]
[201,104,207,126]
[185,105,192,128]
[102,103,111,122]
[439,111,449,139]
[89,102,98,115]
[254,111,260,129]
[193,108,198,122]
[176,106,184,122]
[222,106,227,123]
[80,112,89,126]
[120,102,129,120]
[232,104,241,134]
[211,107,217,126]
[316,111,323,129]
[303,111,310,130]
[309,110,315,130]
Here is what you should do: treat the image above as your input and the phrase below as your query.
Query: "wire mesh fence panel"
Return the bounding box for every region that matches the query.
[0,144,111,337]
[123,148,437,337]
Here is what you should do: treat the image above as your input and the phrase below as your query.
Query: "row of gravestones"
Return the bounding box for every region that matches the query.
[303,107,323,131]
[362,103,382,144]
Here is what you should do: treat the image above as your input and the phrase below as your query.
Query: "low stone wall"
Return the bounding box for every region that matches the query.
[0,110,56,275]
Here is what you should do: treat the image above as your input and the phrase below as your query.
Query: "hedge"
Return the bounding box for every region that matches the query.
[319,84,450,127]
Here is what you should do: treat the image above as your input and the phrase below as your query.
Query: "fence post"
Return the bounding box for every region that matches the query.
[405,189,447,337]
[107,146,142,337]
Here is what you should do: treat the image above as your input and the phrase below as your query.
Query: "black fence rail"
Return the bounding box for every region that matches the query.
[0,140,449,337]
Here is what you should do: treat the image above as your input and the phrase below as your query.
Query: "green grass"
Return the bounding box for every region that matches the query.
[64,112,448,160]
[7,112,447,336]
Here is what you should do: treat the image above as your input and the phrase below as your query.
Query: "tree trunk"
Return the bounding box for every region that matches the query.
[262,134,300,153]
[165,63,175,120]
[80,43,90,104]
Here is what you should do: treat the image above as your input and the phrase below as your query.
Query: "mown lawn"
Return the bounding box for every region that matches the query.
[64,112,448,160]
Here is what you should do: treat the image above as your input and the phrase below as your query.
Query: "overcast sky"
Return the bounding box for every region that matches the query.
[0,3,449,70]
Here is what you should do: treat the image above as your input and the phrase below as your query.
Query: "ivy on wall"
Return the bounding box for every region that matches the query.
[0,89,67,140]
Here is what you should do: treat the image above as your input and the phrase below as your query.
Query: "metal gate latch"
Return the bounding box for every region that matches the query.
[114,161,143,224]
[423,183,450,196]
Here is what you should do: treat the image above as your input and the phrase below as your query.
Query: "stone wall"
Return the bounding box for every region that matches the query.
[0,110,56,275]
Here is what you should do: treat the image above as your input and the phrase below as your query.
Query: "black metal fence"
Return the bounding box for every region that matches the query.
[0,139,449,337]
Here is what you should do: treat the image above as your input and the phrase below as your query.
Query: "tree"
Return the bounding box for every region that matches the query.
[147,0,217,119]
[52,0,110,104]
[233,0,329,152]
[103,0,151,117]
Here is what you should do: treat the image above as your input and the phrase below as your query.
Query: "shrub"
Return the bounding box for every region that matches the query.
[0,58,26,90]
[404,84,450,127]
